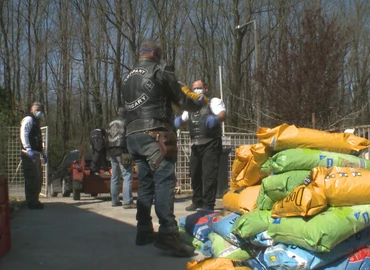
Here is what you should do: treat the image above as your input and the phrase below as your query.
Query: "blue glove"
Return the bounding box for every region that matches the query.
[205,115,219,129]
[42,153,48,164]
[195,95,204,106]
[27,149,35,160]
[174,116,182,129]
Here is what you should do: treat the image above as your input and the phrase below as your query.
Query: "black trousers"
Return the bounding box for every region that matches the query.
[21,153,42,205]
[189,137,222,208]
[90,149,108,173]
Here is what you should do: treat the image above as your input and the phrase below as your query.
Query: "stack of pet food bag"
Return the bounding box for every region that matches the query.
[181,124,370,269]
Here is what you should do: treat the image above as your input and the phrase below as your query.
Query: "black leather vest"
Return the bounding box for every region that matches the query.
[21,115,43,152]
[189,103,222,145]
[107,116,126,148]
[122,60,173,135]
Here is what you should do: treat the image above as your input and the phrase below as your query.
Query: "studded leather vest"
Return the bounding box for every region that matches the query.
[189,103,222,145]
[21,115,43,152]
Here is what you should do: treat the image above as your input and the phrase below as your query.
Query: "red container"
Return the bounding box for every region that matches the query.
[0,176,9,205]
[0,226,11,259]
[0,203,10,229]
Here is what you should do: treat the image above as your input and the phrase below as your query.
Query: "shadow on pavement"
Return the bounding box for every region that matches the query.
[0,199,195,270]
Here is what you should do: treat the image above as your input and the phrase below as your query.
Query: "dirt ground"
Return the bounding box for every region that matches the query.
[0,193,222,270]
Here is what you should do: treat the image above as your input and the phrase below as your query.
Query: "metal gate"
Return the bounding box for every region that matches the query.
[175,131,258,193]
[7,126,48,197]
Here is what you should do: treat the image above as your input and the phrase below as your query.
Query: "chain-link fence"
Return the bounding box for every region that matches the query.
[6,125,370,197]
[7,126,48,197]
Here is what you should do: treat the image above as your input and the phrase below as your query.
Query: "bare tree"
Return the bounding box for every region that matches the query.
[256,7,351,129]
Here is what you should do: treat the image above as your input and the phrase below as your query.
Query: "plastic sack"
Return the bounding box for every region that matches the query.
[261,148,370,175]
[267,204,370,252]
[271,183,327,218]
[230,144,271,189]
[325,247,370,270]
[231,209,273,239]
[263,226,370,270]
[256,123,370,155]
[256,170,310,210]
[207,232,255,261]
[311,166,370,206]
[178,210,217,242]
[208,210,245,247]
[223,186,260,214]
[186,257,252,270]
[179,227,204,250]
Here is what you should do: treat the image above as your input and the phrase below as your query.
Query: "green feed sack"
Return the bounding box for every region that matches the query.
[256,170,310,210]
[179,227,204,250]
[208,231,256,261]
[267,204,370,252]
[261,148,370,174]
[231,209,273,239]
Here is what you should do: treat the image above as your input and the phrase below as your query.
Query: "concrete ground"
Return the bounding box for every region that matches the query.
[0,193,223,270]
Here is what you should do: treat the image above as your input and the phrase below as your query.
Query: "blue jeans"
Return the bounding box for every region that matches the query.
[110,155,133,204]
[126,132,177,233]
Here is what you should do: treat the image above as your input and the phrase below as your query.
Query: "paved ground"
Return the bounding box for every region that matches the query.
[0,194,222,270]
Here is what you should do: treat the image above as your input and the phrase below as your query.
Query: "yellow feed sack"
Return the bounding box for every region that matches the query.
[311,166,370,206]
[271,184,327,218]
[187,257,251,270]
[223,186,260,214]
[171,84,209,112]
[256,123,370,155]
[230,144,270,189]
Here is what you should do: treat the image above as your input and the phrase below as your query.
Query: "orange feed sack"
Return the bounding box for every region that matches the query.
[256,123,370,155]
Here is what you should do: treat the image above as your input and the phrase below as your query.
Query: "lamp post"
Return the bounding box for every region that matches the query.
[235,20,260,129]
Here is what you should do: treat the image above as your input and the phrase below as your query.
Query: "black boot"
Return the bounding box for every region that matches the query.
[136,226,156,246]
[154,232,195,257]
[136,230,156,245]
[185,202,202,211]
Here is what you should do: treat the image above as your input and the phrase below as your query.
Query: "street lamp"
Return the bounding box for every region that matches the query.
[235,20,261,129]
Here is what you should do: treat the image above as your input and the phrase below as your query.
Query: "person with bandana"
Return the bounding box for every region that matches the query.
[174,79,226,211]
[20,102,48,210]
[122,40,203,257]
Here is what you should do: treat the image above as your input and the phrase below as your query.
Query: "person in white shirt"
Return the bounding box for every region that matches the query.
[174,79,226,211]
[20,102,47,209]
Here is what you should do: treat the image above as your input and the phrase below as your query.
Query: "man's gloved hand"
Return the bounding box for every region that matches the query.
[195,95,204,106]
[27,149,35,160]
[205,115,219,129]
[174,116,182,129]
[42,153,48,164]
[121,153,132,168]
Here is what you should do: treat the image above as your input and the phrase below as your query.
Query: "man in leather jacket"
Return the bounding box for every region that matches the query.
[174,80,226,212]
[107,106,135,208]
[122,40,203,257]
[20,102,48,209]
[89,128,109,175]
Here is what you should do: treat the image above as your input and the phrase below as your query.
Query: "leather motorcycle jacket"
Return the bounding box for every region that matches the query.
[122,59,202,135]
[107,116,126,148]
